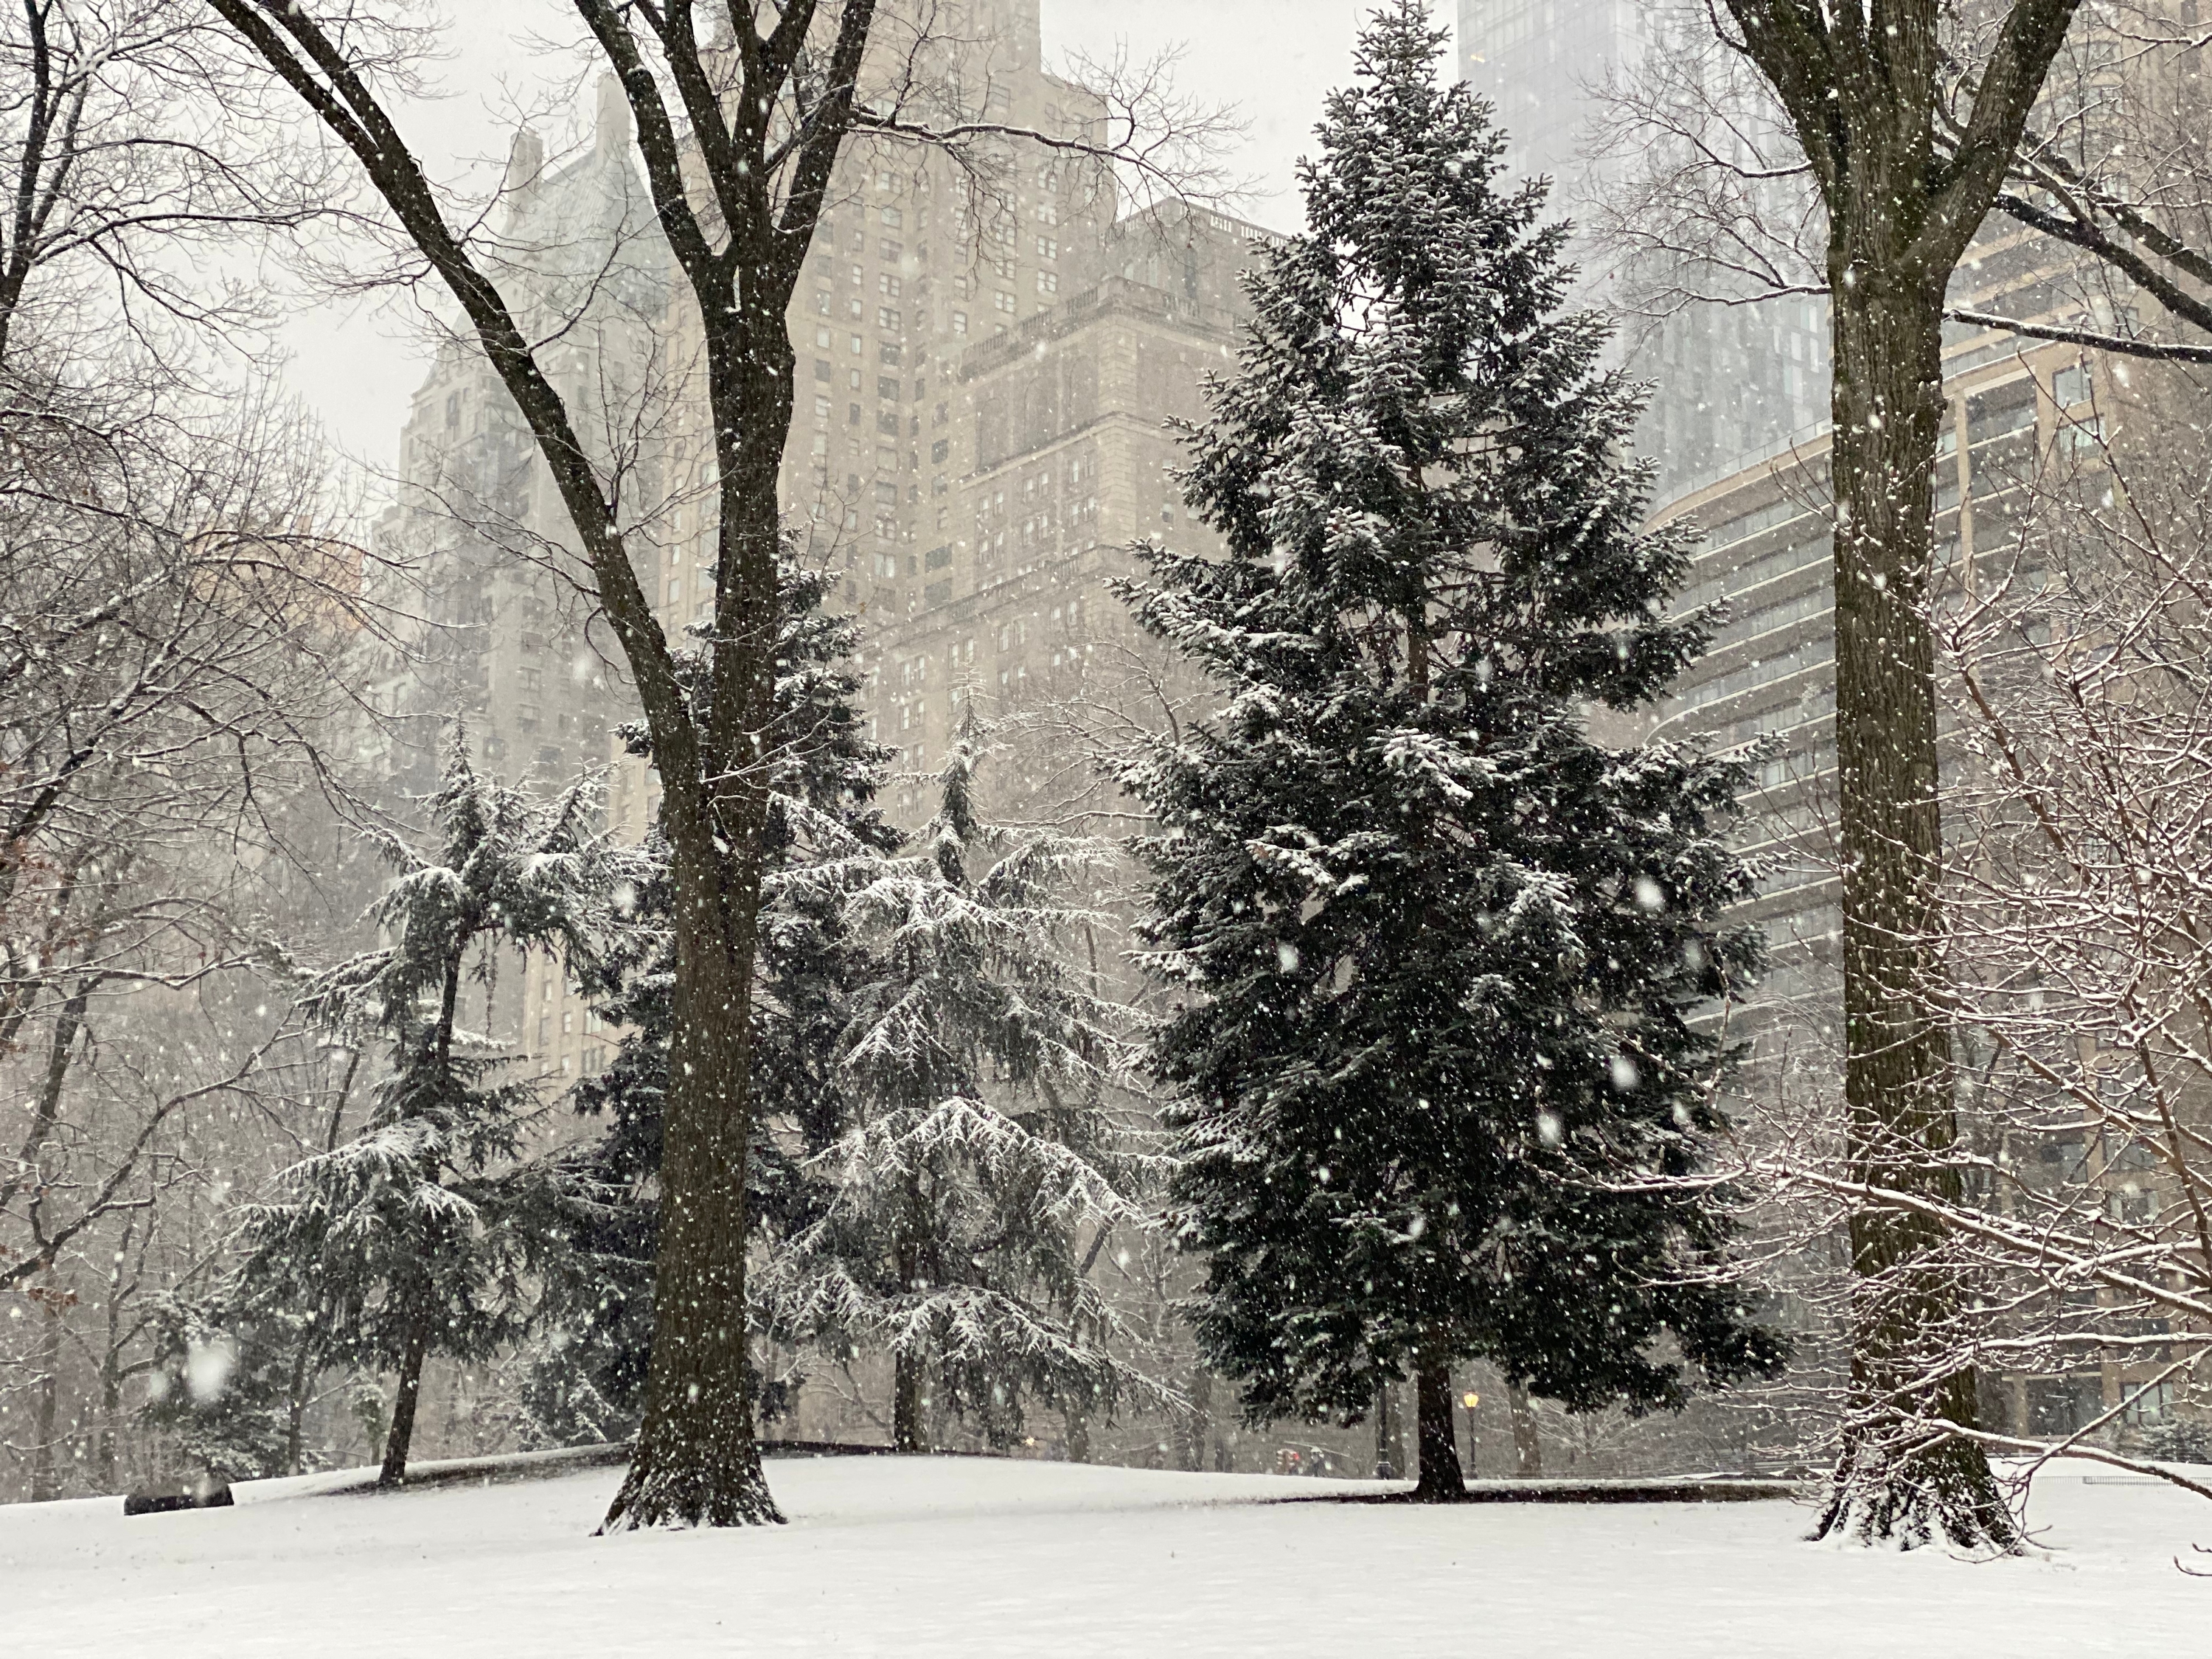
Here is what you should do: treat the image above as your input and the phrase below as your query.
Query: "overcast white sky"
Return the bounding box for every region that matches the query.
[276,1,1440,472]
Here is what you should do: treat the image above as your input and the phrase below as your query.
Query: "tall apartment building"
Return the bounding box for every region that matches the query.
[381,5,1277,1095]
[377,80,668,1054]
[623,1,1282,842]
[1456,0,1829,499]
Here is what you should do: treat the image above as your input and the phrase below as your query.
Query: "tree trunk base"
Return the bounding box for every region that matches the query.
[1406,1473,1472,1503]
[1810,1430,2020,1553]
[601,1441,784,1531]
[1411,1354,1470,1503]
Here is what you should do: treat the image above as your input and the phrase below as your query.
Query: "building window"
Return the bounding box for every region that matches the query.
[879,273,902,298]
[880,206,902,229]
[1035,271,1057,295]
[815,326,831,347]
[995,291,1015,313]
[814,358,831,380]
[880,342,902,365]
[849,334,863,355]
[951,310,967,335]
[931,439,949,464]
[878,306,900,329]
[1036,236,1057,260]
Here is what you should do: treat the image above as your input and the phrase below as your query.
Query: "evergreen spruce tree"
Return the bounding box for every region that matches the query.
[140,1299,302,1485]
[524,560,900,1446]
[761,714,1166,1453]
[1120,2,1786,1502]
[230,738,627,1485]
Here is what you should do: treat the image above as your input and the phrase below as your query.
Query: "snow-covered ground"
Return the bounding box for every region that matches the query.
[4,1454,2204,1656]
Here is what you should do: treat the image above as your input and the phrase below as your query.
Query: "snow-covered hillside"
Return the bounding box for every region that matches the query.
[4,1455,2203,1656]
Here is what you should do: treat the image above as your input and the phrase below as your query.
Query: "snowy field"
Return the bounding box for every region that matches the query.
[4,1454,2206,1658]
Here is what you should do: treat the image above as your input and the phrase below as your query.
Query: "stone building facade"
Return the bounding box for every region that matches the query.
[381,6,1279,1110]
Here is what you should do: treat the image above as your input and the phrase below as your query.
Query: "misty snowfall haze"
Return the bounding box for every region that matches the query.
[4,1,2212,1655]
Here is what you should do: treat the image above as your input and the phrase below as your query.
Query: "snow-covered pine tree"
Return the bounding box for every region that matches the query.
[525,559,900,1445]
[139,1298,302,1485]
[1119,1,1786,1503]
[762,712,1166,1453]
[230,736,629,1486]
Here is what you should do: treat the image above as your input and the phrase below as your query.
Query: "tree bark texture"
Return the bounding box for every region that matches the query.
[1722,0,2087,1551]
[378,1315,432,1489]
[893,1349,928,1454]
[1818,261,2018,1551]
[1411,1355,1466,1502]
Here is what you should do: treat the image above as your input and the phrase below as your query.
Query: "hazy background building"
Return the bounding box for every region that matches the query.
[1456,0,1829,500]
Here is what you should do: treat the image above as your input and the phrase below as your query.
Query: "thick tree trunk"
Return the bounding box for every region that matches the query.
[1715,0,2087,1557]
[605,828,780,1526]
[378,1315,433,1489]
[893,1349,928,1454]
[1410,1354,1466,1502]
[1507,1382,1542,1478]
[1810,234,2015,1553]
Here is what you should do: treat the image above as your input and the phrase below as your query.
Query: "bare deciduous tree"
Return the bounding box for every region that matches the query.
[205,0,1228,1531]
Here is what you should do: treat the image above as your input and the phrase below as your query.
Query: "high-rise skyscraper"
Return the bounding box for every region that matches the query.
[1456,0,1829,499]
[383,5,1279,1097]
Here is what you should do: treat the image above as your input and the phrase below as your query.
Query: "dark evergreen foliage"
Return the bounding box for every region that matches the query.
[759,712,1166,1452]
[139,1300,301,1483]
[1118,1,1786,1488]
[227,737,630,1481]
